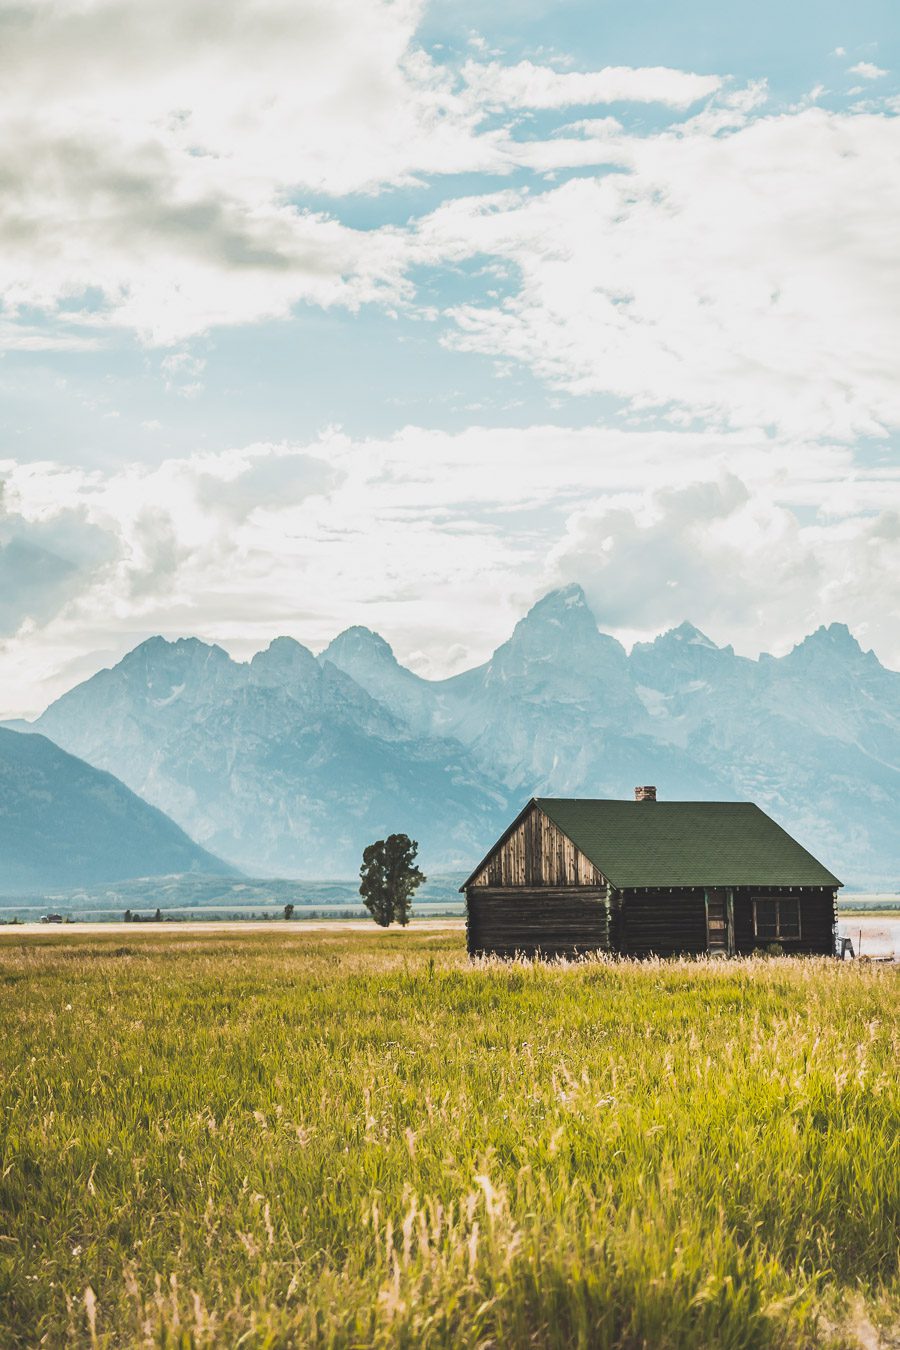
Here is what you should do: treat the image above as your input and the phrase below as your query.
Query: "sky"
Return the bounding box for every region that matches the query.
[1,0,899,717]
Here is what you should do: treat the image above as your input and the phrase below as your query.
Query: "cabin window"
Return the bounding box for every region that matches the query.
[753,896,801,941]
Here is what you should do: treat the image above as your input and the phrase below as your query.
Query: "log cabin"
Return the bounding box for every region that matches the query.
[462,788,842,959]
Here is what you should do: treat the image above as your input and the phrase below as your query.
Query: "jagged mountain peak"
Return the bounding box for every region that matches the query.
[633,621,721,655]
[34,634,237,720]
[507,585,601,645]
[668,621,719,649]
[550,581,589,604]
[784,622,870,666]
[319,625,438,737]
[126,634,230,661]
[117,636,235,690]
[250,636,319,682]
[799,622,858,648]
[322,625,399,669]
[485,585,632,711]
[523,583,590,621]
[261,635,310,654]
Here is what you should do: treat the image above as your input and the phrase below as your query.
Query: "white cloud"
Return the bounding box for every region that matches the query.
[0,0,473,343]
[549,474,900,655]
[0,424,897,715]
[0,481,117,637]
[0,0,732,345]
[0,0,455,197]
[461,60,721,109]
[4,0,894,414]
[0,117,413,342]
[160,351,207,398]
[849,61,888,80]
[416,108,900,439]
[0,319,101,353]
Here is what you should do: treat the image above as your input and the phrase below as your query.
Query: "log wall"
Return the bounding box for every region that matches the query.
[732,887,836,955]
[466,887,610,958]
[620,889,708,957]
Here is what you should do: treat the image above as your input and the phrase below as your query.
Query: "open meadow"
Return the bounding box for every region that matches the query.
[0,929,897,1349]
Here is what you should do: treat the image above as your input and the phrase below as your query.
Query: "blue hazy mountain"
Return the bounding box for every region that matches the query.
[27,635,507,876]
[324,587,900,887]
[16,587,900,885]
[0,727,236,894]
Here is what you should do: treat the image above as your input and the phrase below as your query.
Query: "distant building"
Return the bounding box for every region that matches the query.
[462,788,841,959]
[40,914,63,924]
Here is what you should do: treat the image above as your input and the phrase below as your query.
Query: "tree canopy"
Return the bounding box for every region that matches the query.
[359,834,426,927]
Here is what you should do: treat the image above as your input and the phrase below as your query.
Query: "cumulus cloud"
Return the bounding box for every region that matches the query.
[161,351,206,397]
[0,119,412,342]
[4,0,894,434]
[461,60,721,109]
[0,483,118,636]
[0,0,448,196]
[549,472,900,657]
[849,61,888,79]
[0,539,79,633]
[0,0,459,342]
[417,108,900,439]
[0,0,733,344]
[0,425,897,715]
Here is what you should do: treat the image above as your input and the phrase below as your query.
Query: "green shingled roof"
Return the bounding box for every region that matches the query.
[534,798,842,890]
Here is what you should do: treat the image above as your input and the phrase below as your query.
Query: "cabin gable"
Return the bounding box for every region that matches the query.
[468,800,607,889]
[465,801,611,958]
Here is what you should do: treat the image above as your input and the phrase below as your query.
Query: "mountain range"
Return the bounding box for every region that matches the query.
[0,726,234,893]
[23,633,504,878]
[7,584,899,886]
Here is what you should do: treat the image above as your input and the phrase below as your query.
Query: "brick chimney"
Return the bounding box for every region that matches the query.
[634,785,657,803]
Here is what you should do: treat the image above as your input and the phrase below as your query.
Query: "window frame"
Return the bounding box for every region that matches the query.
[752,894,802,942]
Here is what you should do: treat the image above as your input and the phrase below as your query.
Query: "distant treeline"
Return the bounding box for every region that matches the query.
[0,902,466,924]
[838,899,900,912]
[0,871,467,920]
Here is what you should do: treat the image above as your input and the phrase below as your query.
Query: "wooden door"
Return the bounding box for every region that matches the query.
[706,889,728,954]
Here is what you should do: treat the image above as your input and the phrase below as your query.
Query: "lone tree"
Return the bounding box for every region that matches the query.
[284,903,295,921]
[359,834,426,927]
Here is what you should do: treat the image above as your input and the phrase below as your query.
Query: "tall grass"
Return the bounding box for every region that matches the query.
[0,931,897,1347]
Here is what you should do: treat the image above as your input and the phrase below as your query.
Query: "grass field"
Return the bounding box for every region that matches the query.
[0,931,897,1348]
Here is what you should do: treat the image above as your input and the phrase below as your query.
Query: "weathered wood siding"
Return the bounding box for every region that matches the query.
[466,802,611,957]
[467,887,609,958]
[470,802,606,888]
[620,889,708,957]
[732,888,836,955]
